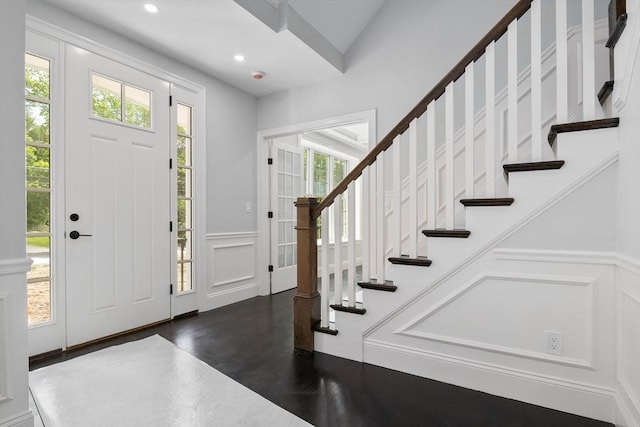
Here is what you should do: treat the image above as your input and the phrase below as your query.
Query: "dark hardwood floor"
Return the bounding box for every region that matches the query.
[30,290,612,427]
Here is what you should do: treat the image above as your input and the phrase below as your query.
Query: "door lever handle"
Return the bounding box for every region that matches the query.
[69,231,92,240]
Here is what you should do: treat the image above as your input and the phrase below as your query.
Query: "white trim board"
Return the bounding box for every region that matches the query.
[207,231,259,240]
[494,249,640,276]
[0,259,32,276]
[363,339,616,423]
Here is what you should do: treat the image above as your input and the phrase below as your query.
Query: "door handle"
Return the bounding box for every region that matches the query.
[69,231,92,240]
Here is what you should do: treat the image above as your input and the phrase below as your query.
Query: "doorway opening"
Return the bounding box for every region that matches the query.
[261,115,374,296]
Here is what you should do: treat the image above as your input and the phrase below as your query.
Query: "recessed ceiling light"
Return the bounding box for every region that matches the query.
[144,3,159,13]
[234,55,245,62]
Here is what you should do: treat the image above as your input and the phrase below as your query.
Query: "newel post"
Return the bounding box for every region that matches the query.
[294,197,319,352]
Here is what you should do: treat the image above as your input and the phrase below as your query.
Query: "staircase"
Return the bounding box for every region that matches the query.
[294,0,629,422]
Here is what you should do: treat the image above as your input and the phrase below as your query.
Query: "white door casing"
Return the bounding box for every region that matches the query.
[65,46,171,347]
[270,139,304,294]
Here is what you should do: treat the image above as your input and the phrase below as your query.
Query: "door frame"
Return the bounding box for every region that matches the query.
[256,110,377,296]
[26,17,206,355]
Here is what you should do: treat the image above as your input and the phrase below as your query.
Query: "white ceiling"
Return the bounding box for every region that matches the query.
[41,0,385,97]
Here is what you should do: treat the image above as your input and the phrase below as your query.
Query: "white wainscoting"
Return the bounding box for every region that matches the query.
[616,255,640,427]
[0,293,9,406]
[395,272,595,368]
[0,258,33,427]
[200,232,258,312]
[363,248,619,422]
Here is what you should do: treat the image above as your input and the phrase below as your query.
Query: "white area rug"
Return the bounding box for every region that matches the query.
[30,335,312,427]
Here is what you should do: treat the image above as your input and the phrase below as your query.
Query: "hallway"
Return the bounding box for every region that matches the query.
[30,290,611,427]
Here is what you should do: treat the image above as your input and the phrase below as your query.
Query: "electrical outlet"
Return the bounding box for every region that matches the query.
[545,331,563,355]
[245,202,252,213]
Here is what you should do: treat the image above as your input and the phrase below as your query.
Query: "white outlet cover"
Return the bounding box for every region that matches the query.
[545,330,563,356]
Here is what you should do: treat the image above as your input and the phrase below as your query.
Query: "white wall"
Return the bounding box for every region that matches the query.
[25,0,258,235]
[0,1,34,425]
[612,0,640,424]
[257,0,517,134]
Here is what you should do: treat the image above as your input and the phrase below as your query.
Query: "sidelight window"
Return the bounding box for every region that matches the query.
[176,103,193,292]
[25,53,52,326]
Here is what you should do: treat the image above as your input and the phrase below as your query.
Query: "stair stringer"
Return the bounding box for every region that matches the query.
[315,127,619,363]
[361,158,619,422]
[358,156,620,421]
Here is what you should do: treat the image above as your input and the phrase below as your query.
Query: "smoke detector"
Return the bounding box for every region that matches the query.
[252,71,266,80]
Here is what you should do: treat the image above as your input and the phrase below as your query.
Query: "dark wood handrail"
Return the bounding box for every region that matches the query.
[312,0,533,219]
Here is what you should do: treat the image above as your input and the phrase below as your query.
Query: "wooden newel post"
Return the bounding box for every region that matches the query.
[294,197,319,352]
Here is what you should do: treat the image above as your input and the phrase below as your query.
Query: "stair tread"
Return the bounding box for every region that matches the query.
[503,160,565,175]
[460,198,514,206]
[422,229,471,238]
[606,13,627,49]
[330,304,366,315]
[312,323,338,335]
[547,118,620,146]
[388,255,432,267]
[358,280,397,292]
[597,80,614,106]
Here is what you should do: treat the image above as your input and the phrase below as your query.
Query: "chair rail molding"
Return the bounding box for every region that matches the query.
[0,259,32,276]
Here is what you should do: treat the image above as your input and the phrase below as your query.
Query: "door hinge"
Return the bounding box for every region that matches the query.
[268,265,274,272]
[170,284,174,295]
[169,95,173,107]
[169,158,173,169]
[267,158,273,165]
[170,221,173,232]
[268,211,273,218]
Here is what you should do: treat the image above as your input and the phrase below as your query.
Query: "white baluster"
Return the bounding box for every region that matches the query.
[333,195,343,306]
[508,19,519,163]
[347,181,356,306]
[531,0,542,161]
[409,119,418,257]
[582,0,596,120]
[556,0,569,123]
[445,84,455,229]
[485,41,496,196]
[392,137,402,257]
[465,63,475,198]
[361,168,370,282]
[369,165,377,280]
[427,103,436,230]
[320,208,330,327]
[376,153,385,282]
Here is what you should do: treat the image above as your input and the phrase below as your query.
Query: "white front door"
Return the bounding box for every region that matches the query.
[270,139,304,294]
[65,47,171,347]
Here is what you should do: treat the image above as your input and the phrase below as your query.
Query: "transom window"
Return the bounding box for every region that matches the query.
[91,73,151,129]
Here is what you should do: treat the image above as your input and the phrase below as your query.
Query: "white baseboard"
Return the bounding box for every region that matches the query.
[0,410,34,427]
[616,388,639,427]
[364,339,615,423]
[201,283,258,311]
